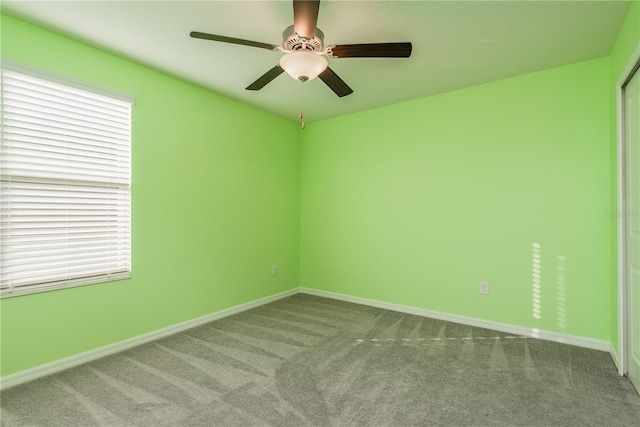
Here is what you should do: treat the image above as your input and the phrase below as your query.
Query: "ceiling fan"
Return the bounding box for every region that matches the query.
[190,0,412,98]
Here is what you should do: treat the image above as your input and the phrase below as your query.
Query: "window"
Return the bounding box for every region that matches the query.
[1,60,134,297]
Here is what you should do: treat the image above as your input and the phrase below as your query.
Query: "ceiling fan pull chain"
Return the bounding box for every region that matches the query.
[300,80,306,129]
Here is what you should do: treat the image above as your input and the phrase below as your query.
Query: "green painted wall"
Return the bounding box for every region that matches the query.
[301,57,611,341]
[0,15,300,376]
[608,0,640,357]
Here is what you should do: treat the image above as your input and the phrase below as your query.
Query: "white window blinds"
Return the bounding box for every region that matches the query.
[1,62,133,297]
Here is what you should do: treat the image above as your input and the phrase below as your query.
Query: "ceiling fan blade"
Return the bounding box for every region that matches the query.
[246,65,285,91]
[190,31,277,51]
[330,43,412,58]
[318,67,353,98]
[293,0,320,39]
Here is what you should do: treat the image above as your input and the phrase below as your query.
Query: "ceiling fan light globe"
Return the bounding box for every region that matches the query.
[279,51,328,82]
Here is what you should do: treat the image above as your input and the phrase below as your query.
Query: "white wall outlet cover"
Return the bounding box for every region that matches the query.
[480,281,489,295]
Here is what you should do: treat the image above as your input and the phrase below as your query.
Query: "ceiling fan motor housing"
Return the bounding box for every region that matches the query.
[282,25,324,52]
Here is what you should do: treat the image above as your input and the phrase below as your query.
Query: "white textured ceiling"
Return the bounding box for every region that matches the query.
[1,0,631,122]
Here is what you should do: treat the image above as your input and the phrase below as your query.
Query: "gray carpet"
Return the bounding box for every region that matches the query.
[1,294,639,426]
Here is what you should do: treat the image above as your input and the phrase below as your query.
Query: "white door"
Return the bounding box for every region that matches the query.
[625,66,640,392]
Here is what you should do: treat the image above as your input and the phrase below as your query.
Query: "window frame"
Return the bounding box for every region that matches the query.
[0,59,135,298]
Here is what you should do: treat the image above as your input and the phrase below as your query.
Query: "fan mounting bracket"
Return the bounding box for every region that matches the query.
[324,45,337,58]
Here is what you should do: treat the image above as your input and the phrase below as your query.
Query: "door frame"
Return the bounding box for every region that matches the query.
[617,42,640,377]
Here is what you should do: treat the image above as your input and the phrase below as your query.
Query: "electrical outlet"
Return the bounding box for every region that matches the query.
[272,265,278,276]
[479,281,489,295]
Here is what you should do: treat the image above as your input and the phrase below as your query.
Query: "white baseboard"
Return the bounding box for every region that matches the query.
[0,288,298,390]
[1,285,616,390]
[299,287,611,353]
